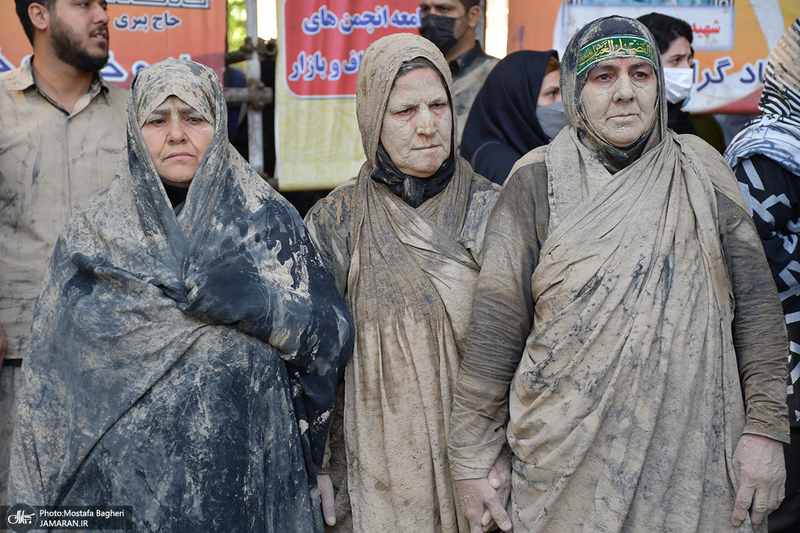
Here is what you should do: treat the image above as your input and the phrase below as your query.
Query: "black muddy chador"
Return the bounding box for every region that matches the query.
[9,59,353,533]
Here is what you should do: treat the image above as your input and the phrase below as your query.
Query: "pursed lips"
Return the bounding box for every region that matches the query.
[610,112,638,119]
[163,152,194,161]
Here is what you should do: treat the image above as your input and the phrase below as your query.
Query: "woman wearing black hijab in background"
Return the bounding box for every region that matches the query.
[460,50,568,184]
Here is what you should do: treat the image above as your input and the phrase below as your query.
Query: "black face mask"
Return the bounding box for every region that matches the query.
[419,14,460,54]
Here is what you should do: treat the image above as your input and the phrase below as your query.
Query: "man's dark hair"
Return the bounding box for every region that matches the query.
[16,0,56,46]
[637,12,693,54]
[458,0,480,11]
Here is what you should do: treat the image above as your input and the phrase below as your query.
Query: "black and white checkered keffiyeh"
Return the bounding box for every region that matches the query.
[725,17,800,176]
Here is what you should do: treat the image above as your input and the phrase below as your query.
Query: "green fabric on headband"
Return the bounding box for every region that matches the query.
[577,35,656,75]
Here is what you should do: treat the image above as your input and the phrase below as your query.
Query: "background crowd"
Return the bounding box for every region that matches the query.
[1,1,799,532]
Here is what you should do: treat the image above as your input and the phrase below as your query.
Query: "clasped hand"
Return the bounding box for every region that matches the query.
[455,451,513,533]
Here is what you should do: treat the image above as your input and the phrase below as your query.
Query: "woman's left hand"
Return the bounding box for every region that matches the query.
[318,473,336,526]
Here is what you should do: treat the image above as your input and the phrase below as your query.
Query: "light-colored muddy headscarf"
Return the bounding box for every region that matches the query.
[10,59,353,532]
[356,32,456,171]
[725,17,800,176]
[133,61,215,128]
[560,16,666,171]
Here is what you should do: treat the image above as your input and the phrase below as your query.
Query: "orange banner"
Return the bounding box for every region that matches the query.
[508,0,800,114]
[0,0,227,89]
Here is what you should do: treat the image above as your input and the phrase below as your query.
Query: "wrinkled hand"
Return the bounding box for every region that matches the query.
[318,473,336,526]
[731,433,786,527]
[455,476,512,533]
[480,450,512,531]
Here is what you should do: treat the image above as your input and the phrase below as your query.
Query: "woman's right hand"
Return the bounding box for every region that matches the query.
[455,476,512,533]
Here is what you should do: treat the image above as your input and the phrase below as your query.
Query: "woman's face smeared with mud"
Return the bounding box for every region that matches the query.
[379,67,452,178]
[580,56,658,148]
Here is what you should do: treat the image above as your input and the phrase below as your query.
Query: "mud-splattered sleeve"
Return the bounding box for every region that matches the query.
[449,163,547,478]
[304,182,355,298]
[459,176,501,267]
[719,192,791,443]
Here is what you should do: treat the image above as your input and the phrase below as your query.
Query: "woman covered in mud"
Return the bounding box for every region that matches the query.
[448,16,790,533]
[303,33,501,532]
[10,59,353,532]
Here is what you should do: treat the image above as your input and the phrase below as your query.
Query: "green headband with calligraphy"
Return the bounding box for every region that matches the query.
[577,35,657,76]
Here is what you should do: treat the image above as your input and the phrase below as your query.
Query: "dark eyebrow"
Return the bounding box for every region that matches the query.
[589,63,619,75]
[179,106,203,115]
[390,96,448,109]
[390,100,419,109]
[149,106,203,116]
[629,60,654,71]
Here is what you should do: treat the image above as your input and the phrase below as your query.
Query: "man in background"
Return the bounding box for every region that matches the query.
[0,0,127,505]
[419,0,498,149]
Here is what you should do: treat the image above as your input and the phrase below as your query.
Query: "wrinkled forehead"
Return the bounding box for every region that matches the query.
[577,34,657,77]
[143,95,207,118]
[388,65,449,102]
[137,88,214,128]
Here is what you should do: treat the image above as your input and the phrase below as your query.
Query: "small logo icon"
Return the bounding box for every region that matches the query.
[6,504,38,532]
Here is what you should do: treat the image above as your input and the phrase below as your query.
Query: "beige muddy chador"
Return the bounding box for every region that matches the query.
[305,33,499,532]
[448,15,790,533]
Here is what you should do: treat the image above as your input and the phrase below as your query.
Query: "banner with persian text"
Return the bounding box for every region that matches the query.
[508,0,800,114]
[0,0,226,89]
[276,0,421,191]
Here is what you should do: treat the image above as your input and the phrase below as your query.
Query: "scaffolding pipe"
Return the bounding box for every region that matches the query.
[244,0,264,176]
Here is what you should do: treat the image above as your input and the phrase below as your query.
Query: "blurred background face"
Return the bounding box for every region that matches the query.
[661,36,693,69]
[538,68,561,107]
[418,0,478,59]
[379,67,452,178]
[660,36,694,104]
[419,0,466,20]
[141,95,215,188]
[581,57,658,147]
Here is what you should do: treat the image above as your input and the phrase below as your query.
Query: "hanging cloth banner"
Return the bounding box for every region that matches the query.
[508,0,800,114]
[0,0,226,89]
[276,0,422,192]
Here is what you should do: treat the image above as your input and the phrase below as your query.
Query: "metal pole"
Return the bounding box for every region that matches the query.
[244,0,264,176]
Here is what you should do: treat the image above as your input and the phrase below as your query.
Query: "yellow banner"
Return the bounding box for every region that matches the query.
[276,0,421,191]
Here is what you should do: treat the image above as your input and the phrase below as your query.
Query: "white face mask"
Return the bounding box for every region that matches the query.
[663,68,693,105]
